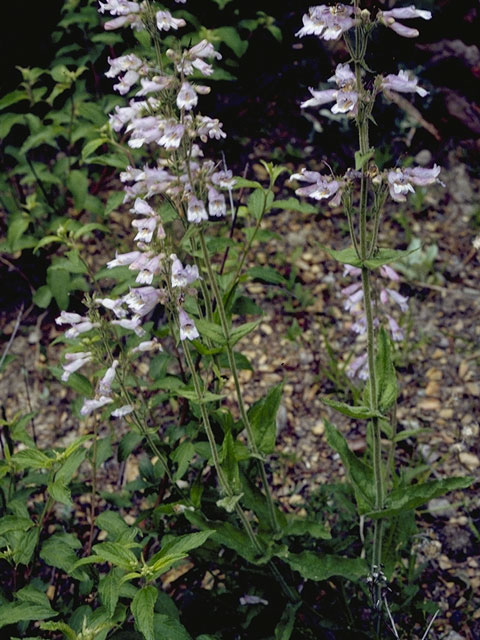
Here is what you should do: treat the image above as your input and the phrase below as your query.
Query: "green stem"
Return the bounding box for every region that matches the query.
[198,229,279,534]
[352,12,385,612]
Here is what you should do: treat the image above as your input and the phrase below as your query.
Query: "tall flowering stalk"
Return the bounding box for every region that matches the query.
[294,0,441,621]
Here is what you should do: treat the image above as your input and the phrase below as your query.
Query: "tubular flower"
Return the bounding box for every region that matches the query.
[378,5,432,38]
[301,63,358,116]
[178,309,200,341]
[291,169,343,206]
[156,10,186,32]
[296,4,356,41]
[382,70,428,97]
[387,165,442,202]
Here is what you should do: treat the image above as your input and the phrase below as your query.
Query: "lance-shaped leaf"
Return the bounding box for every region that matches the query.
[323,397,382,419]
[375,327,397,412]
[248,382,284,454]
[276,549,368,581]
[274,602,302,640]
[325,420,375,514]
[91,541,140,571]
[367,476,474,520]
[132,586,157,640]
[148,530,214,573]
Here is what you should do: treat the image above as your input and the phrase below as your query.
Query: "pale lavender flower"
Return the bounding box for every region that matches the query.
[107,250,142,269]
[132,216,158,243]
[61,352,92,382]
[156,10,186,32]
[387,165,441,202]
[97,360,119,396]
[131,339,162,353]
[159,122,185,149]
[347,353,369,380]
[124,287,163,316]
[296,4,356,41]
[381,288,409,313]
[291,169,343,206]
[65,321,100,339]
[301,63,358,115]
[80,396,114,416]
[136,255,164,285]
[196,116,226,141]
[382,70,428,97]
[112,317,146,336]
[379,265,400,281]
[379,5,432,38]
[208,187,227,217]
[179,309,199,341]
[136,75,172,96]
[96,297,127,318]
[386,315,404,341]
[113,70,140,95]
[177,82,198,111]
[112,404,134,417]
[211,169,236,189]
[105,54,143,77]
[99,0,139,15]
[239,595,269,606]
[171,255,200,288]
[187,197,208,223]
[56,311,83,325]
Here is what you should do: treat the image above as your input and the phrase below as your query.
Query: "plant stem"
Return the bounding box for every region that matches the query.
[198,229,279,534]
[352,11,385,611]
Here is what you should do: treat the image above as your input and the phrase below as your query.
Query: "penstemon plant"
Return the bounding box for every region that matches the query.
[0,1,475,639]
[292,0,473,634]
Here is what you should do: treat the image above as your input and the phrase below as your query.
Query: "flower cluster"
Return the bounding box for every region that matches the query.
[56,1,232,417]
[301,63,358,116]
[342,263,408,379]
[296,4,356,41]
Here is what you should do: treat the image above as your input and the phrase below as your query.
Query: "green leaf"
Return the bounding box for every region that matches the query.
[118,432,143,462]
[216,494,244,513]
[0,602,57,629]
[217,351,253,371]
[40,533,83,576]
[363,247,419,269]
[275,603,301,640]
[0,515,34,536]
[277,549,368,581]
[73,222,108,239]
[7,213,30,251]
[367,476,474,519]
[47,267,70,310]
[105,190,125,216]
[322,397,381,419]
[248,382,283,454]
[66,169,89,210]
[0,113,25,138]
[33,285,53,308]
[375,327,397,412]
[154,530,214,563]
[48,480,72,505]
[81,138,107,161]
[12,448,52,469]
[284,515,331,540]
[92,542,139,571]
[213,26,248,57]
[195,319,225,344]
[220,430,240,492]
[131,586,157,640]
[171,441,195,481]
[184,512,258,563]
[325,420,375,514]
[99,568,122,617]
[230,321,260,346]
[246,189,266,220]
[153,614,192,640]
[247,266,287,286]
[39,622,76,640]
[0,90,28,110]
[96,510,133,540]
[13,528,38,566]
[354,149,374,171]
[323,246,361,267]
[273,197,317,214]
